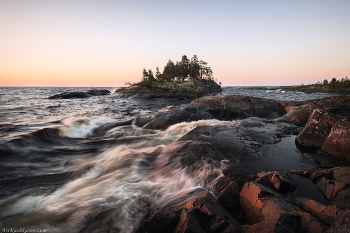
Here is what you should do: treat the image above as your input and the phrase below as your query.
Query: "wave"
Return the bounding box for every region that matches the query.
[59,114,122,138]
[0,119,235,231]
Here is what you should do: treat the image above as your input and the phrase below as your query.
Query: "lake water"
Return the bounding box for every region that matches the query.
[0,87,338,231]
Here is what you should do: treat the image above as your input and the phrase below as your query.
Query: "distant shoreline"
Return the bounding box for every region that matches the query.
[223,85,350,95]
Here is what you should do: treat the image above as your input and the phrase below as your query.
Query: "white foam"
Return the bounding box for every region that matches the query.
[59,114,121,138]
[0,195,45,219]
[130,109,152,115]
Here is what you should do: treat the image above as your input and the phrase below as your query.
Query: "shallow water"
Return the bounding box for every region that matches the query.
[0,87,339,231]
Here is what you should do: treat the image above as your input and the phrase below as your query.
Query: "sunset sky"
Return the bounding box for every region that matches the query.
[1,0,349,87]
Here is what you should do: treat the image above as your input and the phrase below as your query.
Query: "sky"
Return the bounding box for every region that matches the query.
[0,0,349,87]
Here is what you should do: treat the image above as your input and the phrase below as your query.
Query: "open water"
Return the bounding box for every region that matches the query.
[0,87,338,232]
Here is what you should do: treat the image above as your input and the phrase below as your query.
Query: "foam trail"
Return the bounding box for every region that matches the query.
[0,119,234,232]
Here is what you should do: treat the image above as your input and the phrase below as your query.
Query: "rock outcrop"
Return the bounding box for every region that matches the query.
[296,119,331,148]
[291,167,350,208]
[134,95,286,130]
[321,118,350,161]
[48,89,111,99]
[291,107,350,161]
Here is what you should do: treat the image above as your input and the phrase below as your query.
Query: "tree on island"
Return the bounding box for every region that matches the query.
[140,55,215,85]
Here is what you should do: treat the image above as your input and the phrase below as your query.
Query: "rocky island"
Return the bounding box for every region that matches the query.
[115,55,222,99]
[275,76,350,95]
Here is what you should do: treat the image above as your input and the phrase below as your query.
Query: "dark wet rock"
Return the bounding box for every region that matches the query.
[48,89,110,99]
[212,177,240,215]
[296,119,330,149]
[180,125,262,163]
[115,92,199,99]
[134,95,287,130]
[293,197,342,225]
[290,167,350,208]
[326,206,350,233]
[135,188,240,233]
[255,171,298,193]
[192,95,286,119]
[179,118,292,164]
[48,91,90,99]
[133,104,212,129]
[301,152,336,168]
[321,118,350,161]
[86,89,111,96]
[155,140,225,174]
[290,169,314,177]
[134,113,155,127]
[145,104,211,130]
[93,117,134,136]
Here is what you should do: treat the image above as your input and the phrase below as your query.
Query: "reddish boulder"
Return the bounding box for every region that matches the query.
[240,182,302,228]
[296,119,330,148]
[309,109,343,128]
[321,118,350,161]
[293,197,342,225]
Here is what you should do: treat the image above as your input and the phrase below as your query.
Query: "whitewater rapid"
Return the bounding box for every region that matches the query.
[0,118,237,232]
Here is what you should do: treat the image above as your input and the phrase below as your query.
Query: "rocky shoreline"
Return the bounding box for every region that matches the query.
[84,94,350,232]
